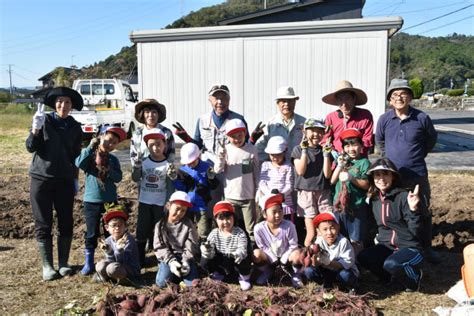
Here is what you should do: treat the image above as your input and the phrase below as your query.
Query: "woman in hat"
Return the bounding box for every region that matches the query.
[130,98,175,166]
[357,158,425,292]
[26,87,83,281]
[321,80,373,157]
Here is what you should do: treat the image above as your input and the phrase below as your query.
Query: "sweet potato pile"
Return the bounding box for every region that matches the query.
[95,278,376,315]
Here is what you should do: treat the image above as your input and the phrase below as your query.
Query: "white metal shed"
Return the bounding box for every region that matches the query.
[130,17,402,137]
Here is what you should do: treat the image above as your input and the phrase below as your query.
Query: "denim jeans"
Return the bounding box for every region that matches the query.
[83,202,111,249]
[156,258,199,288]
[304,266,358,288]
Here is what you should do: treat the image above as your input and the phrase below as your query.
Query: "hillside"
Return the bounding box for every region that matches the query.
[81,1,473,92]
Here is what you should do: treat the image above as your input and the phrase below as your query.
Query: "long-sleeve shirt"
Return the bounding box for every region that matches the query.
[322,108,374,157]
[255,113,306,162]
[207,226,248,259]
[315,235,359,277]
[257,161,294,214]
[26,112,82,180]
[75,145,122,203]
[130,125,175,167]
[375,106,437,179]
[214,143,260,200]
[153,217,199,263]
[103,233,140,276]
[254,219,298,264]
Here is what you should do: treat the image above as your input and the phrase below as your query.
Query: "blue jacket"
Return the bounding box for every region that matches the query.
[75,145,122,203]
[172,159,219,212]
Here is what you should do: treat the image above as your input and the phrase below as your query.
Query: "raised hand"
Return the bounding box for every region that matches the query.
[172,122,193,143]
[217,137,227,157]
[206,167,216,180]
[323,137,333,157]
[250,121,266,144]
[89,137,100,150]
[32,103,46,131]
[300,136,309,150]
[167,163,178,180]
[407,184,420,211]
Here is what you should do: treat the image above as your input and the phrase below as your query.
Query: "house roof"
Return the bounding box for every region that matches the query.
[219,0,362,25]
[38,67,81,81]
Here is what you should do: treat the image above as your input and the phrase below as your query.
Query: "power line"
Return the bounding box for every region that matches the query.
[395,2,466,15]
[419,15,473,35]
[403,4,473,31]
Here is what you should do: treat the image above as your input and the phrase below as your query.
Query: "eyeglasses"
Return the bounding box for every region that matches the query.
[390,93,410,100]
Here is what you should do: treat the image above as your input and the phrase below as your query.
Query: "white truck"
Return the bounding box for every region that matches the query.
[70,79,138,139]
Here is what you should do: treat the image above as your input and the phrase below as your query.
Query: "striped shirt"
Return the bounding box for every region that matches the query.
[207,227,248,259]
[257,161,294,214]
[254,220,299,264]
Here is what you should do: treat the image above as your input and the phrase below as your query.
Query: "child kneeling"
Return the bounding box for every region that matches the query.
[253,193,304,288]
[201,201,252,290]
[304,212,359,289]
[95,204,140,283]
[154,191,200,288]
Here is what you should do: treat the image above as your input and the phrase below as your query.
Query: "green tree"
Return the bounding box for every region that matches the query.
[409,78,424,99]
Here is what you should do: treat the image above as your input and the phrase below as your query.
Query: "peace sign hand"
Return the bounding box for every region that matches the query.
[32,103,46,131]
[407,184,420,211]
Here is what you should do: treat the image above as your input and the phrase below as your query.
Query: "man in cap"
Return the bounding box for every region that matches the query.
[375,78,439,263]
[322,80,374,157]
[254,86,306,162]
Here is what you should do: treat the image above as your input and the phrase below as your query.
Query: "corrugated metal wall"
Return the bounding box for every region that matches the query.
[137,30,387,138]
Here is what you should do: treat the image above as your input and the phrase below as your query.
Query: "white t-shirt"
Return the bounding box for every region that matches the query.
[138,157,169,206]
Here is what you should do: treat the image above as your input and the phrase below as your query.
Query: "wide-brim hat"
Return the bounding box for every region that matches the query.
[322,80,367,106]
[312,212,338,228]
[275,86,299,100]
[180,143,201,164]
[43,87,83,111]
[102,126,127,143]
[169,191,192,208]
[366,158,400,177]
[143,128,166,144]
[213,201,235,217]
[386,78,413,101]
[265,136,288,154]
[103,203,128,223]
[135,99,166,124]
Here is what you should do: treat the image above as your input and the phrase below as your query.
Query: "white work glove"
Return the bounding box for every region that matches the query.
[316,251,331,266]
[180,260,191,276]
[167,164,177,181]
[169,259,182,277]
[206,167,216,180]
[232,252,245,265]
[337,155,348,169]
[407,184,420,211]
[338,171,353,182]
[217,137,227,158]
[32,103,46,130]
[200,241,215,259]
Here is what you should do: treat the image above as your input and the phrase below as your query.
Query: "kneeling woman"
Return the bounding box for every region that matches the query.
[357,158,425,292]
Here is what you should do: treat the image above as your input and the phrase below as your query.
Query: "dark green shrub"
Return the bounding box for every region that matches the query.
[446,89,465,96]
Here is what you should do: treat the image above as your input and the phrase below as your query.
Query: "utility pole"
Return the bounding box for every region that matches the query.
[7,64,13,94]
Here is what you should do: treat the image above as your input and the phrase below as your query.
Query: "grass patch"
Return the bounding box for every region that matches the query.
[0,112,32,131]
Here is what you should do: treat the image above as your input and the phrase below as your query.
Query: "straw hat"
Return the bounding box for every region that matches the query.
[322,80,367,106]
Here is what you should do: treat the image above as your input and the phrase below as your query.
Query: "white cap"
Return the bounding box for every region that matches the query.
[143,128,166,143]
[180,143,201,164]
[169,191,192,208]
[265,136,288,154]
[275,86,299,100]
[225,118,246,136]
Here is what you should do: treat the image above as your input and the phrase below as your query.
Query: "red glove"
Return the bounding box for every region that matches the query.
[172,122,193,143]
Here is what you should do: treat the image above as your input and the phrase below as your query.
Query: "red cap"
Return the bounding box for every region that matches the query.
[339,128,362,141]
[169,191,192,208]
[312,212,338,228]
[102,205,128,223]
[262,193,284,210]
[213,201,235,217]
[143,128,166,143]
[105,126,127,143]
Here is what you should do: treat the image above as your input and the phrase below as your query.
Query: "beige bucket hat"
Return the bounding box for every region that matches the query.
[322,80,367,106]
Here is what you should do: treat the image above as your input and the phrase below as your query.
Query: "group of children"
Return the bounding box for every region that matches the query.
[74,116,426,293]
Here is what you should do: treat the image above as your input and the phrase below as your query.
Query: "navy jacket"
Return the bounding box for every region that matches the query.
[370,187,425,250]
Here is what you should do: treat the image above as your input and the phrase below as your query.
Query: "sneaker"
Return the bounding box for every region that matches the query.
[92,272,106,283]
[424,247,441,264]
[256,267,273,285]
[291,275,304,289]
[405,269,423,292]
[209,272,225,281]
[238,275,252,291]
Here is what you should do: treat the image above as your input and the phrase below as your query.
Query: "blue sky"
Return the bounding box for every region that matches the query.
[1,0,473,88]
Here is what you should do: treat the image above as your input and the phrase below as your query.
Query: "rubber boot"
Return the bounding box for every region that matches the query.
[291,265,304,289]
[137,242,146,268]
[37,240,60,281]
[57,236,73,276]
[80,248,95,275]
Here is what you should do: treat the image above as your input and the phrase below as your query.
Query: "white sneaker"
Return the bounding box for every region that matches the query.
[291,274,303,289]
[238,274,252,291]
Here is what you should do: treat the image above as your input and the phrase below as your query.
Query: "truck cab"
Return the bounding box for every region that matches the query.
[70,79,138,139]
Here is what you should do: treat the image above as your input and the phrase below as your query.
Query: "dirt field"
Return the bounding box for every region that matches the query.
[1,168,473,314]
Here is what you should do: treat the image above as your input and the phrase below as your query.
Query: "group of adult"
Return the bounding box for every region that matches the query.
[27,77,438,280]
